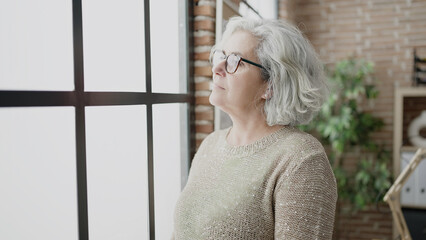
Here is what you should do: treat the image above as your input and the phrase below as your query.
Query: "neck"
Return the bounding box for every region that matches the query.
[226,111,284,146]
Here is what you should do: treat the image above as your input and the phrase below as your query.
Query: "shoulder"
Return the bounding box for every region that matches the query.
[273,127,333,183]
[274,128,337,198]
[278,126,326,158]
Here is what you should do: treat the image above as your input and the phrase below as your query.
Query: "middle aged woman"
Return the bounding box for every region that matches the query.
[173,17,337,239]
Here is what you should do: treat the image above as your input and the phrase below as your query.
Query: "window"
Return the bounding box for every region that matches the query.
[0,0,192,239]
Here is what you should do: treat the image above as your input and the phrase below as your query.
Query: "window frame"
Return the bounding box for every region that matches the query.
[0,0,193,239]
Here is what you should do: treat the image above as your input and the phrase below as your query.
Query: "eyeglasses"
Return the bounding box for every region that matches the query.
[210,50,265,74]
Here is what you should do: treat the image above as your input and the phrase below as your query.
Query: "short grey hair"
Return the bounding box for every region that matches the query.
[213,17,329,126]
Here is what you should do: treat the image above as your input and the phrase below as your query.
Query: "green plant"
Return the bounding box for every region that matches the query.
[300,58,392,211]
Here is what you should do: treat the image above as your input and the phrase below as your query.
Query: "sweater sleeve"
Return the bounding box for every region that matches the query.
[273,152,337,240]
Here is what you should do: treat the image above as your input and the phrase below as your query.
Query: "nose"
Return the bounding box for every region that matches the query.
[212,59,226,77]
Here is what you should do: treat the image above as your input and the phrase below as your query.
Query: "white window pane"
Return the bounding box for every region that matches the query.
[153,103,187,239]
[0,107,78,240]
[150,0,181,93]
[83,0,145,92]
[85,105,148,240]
[0,0,74,90]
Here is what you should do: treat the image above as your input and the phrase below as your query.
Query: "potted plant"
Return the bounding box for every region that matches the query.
[300,58,392,211]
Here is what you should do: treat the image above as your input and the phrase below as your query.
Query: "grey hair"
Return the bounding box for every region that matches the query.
[213,17,329,126]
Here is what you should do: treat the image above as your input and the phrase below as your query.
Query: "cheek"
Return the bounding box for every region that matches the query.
[229,82,263,104]
[234,74,265,96]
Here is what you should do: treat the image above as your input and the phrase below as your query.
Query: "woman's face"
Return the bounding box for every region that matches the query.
[209,30,267,116]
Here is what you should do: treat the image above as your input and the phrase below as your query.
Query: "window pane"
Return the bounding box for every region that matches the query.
[85,105,148,240]
[151,0,183,93]
[0,107,78,240]
[0,0,74,90]
[82,0,145,92]
[153,103,188,239]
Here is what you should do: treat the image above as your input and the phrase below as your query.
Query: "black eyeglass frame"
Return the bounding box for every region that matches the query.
[211,50,265,74]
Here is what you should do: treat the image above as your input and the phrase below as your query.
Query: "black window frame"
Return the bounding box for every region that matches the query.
[0,0,194,239]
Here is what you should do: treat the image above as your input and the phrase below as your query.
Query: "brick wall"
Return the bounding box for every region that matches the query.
[279,0,426,239]
[335,203,393,240]
[278,0,296,24]
[193,0,216,149]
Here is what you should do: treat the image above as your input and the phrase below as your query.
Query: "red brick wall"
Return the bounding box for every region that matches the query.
[278,0,296,24]
[193,0,215,149]
[335,203,393,240]
[279,0,426,239]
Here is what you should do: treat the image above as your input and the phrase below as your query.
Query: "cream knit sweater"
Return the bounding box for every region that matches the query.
[173,126,337,239]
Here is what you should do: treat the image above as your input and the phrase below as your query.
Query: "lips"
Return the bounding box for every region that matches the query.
[211,82,225,90]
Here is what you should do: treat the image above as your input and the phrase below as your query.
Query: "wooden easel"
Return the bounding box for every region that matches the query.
[383,148,426,240]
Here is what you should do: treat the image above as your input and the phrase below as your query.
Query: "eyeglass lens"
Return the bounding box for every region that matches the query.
[212,51,241,74]
[226,54,240,73]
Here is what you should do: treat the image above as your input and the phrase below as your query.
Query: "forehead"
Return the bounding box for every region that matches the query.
[222,30,259,58]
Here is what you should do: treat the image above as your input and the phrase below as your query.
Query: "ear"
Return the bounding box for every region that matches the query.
[262,86,273,100]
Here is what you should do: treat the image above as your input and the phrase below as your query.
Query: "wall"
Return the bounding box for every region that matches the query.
[279,0,426,239]
[192,0,216,149]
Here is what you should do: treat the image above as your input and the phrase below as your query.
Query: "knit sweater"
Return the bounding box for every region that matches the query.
[172,126,337,240]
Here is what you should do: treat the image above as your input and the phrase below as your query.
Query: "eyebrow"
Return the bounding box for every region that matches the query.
[222,50,246,59]
[231,51,245,57]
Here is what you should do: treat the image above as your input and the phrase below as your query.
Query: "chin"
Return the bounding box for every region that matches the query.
[209,93,221,107]
[209,94,232,115]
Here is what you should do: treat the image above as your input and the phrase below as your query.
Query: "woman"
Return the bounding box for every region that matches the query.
[173,17,337,239]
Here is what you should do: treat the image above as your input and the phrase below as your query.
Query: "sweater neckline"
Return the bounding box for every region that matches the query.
[220,125,293,157]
